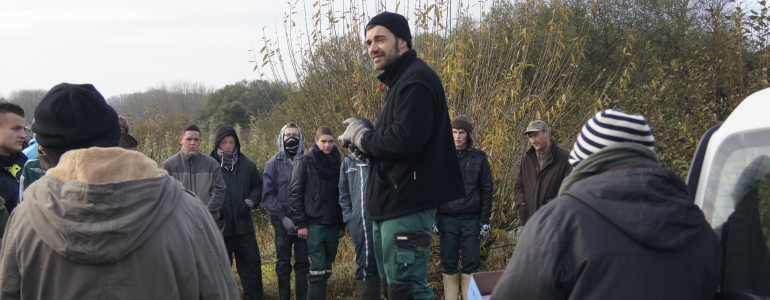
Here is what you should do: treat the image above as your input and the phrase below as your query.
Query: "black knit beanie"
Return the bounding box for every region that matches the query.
[366,11,412,49]
[451,114,474,149]
[32,83,121,164]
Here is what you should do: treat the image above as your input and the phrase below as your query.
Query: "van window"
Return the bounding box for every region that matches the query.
[701,130,770,296]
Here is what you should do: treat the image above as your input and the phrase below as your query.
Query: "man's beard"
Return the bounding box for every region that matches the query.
[374,39,401,70]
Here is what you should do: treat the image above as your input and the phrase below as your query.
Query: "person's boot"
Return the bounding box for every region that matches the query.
[356,275,381,300]
[443,273,460,300]
[308,278,328,300]
[277,275,291,300]
[295,276,308,300]
[461,273,472,300]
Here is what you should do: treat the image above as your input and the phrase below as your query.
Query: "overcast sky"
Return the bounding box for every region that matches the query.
[0,1,294,99]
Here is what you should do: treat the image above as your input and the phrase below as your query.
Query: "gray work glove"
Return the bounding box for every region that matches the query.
[282,216,297,233]
[339,118,374,151]
[348,144,369,160]
[244,199,255,209]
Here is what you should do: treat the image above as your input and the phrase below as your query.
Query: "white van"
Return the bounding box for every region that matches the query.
[687,88,770,299]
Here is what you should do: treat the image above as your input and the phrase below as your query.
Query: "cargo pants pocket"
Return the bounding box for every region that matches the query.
[393,232,431,283]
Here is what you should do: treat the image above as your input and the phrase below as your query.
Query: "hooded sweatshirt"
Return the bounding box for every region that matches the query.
[262,123,305,226]
[210,126,263,237]
[492,146,721,300]
[0,147,239,299]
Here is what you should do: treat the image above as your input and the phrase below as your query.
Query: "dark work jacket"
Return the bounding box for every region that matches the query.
[514,140,571,225]
[0,152,27,214]
[289,150,343,229]
[360,50,464,221]
[492,166,721,300]
[210,126,263,237]
[438,148,494,223]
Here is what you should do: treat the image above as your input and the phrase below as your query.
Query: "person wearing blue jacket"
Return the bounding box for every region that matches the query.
[262,122,308,300]
[339,152,380,300]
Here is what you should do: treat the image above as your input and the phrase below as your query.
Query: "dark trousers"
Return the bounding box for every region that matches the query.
[350,219,379,281]
[439,216,480,274]
[274,225,310,276]
[225,233,264,300]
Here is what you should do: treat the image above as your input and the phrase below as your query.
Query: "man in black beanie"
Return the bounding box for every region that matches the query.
[31,83,121,165]
[339,11,464,300]
[0,83,239,299]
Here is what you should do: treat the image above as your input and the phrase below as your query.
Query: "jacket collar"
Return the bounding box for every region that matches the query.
[47,147,161,184]
[377,49,417,87]
[526,139,559,163]
[179,150,201,161]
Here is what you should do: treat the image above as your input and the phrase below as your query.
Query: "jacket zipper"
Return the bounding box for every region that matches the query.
[387,172,398,189]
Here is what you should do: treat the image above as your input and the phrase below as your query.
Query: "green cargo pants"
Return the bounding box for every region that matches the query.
[307,224,340,282]
[373,208,435,300]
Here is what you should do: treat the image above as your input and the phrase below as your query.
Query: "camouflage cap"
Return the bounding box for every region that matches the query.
[524,120,550,135]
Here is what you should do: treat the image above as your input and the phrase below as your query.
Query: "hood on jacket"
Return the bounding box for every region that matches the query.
[277,123,303,160]
[211,125,241,156]
[24,147,179,264]
[564,166,707,251]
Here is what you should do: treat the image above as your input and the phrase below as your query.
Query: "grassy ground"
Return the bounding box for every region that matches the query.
[229,207,519,299]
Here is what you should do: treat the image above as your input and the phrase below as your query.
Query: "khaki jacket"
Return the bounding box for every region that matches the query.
[0,147,239,299]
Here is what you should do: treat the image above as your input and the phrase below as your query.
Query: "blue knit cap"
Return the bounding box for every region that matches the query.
[568,109,655,167]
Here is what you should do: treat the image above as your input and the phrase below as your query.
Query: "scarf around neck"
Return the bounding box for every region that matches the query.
[558,143,660,195]
[217,148,238,171]
[310,143,341,179]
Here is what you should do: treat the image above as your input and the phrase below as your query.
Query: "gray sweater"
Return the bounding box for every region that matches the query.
[162,150,226,214]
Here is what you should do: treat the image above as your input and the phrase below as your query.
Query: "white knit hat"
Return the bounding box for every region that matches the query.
[568,109,655,167]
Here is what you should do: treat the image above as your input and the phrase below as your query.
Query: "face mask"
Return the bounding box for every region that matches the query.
[284,137,299,157]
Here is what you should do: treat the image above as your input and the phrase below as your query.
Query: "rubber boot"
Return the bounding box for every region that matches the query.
[443,273,460,300]
[295,277,308,300]
[356,275,381,300]
[461,273,472,300]
[308,278,328,300]
[277,275,291,300]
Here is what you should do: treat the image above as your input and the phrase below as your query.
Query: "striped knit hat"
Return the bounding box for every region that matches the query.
[568,109,655,167]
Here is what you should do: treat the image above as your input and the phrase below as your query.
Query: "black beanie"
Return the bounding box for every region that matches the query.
[366,11,412,49]
[32,83,121,164]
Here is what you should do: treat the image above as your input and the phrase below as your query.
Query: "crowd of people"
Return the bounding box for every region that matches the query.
[0,11,721,300]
